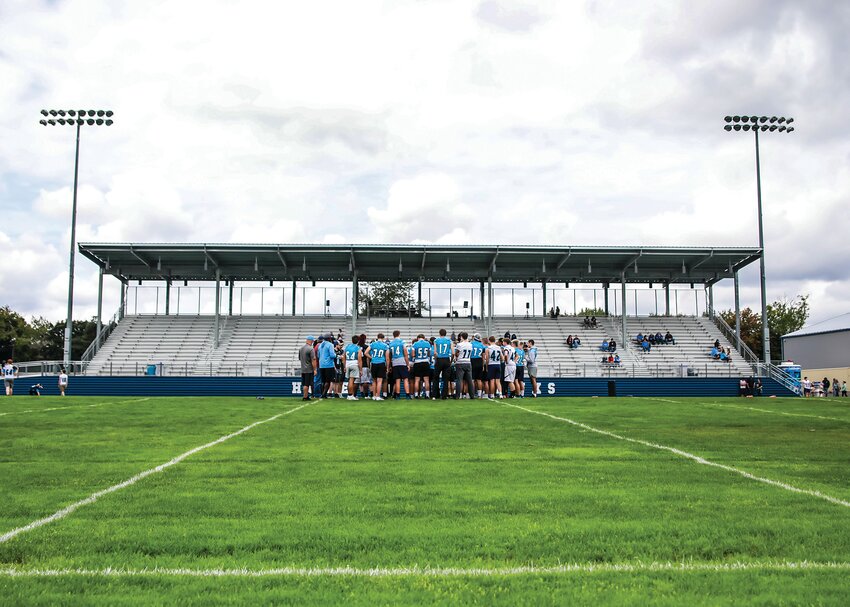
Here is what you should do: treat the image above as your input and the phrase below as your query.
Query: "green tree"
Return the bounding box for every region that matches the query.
[718,295,809,362]
[359,282,429,317]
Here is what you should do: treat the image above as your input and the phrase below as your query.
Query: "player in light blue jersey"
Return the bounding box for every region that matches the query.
[470,333,485,398]
[389,330,411,399]
[513,339,526,397]
[410,333,433,399]
[366,334,389,401]
[433,328,454,399]
[344,336,363,401]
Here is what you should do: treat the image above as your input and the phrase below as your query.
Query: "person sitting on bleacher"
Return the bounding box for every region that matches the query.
[636,332,644,344]
[724,347,732,362]
[714,339,721,349]
[573,335,581,348]
[641,337,651,353]
[583,317,591,328]
[607,354,614,363]
[590,316,598,328]
[608,339,616,353]
[566,335,574,348]
[665,331,674,344]
[601,338,609,351]
[601,355,608,364]
[614,353,621,365]
[648,333,656,345]
[711,346,720,359]
[719,349,728,362]
[654,332,663,344]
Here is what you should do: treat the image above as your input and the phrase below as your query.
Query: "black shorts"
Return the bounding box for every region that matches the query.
[471,358,484,380]
[371,363,387,379]
[301,372,314,387]
[413,362,430,378]
[487,365,501,380]
[320,368,336,383]
[515,366,525,382]
[392,365,409,379]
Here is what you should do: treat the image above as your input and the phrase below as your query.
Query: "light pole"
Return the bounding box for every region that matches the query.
[723,114,794,364]
[40,109,114,367]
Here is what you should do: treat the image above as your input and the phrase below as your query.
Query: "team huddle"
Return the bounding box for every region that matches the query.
[299,330,539,401]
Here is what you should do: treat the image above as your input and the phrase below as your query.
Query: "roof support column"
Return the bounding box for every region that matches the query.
[165,280,171,316]
[352,270,358,336]
[620,272,627,347]
[228,281,234,316]
[119,279,126,320]
[734,270,741,354]
[604,283,609,316]
[542,280,547,319]
[665,282,670,316]
[95,266,103,355]
[487,276,493,337]
[214,269,221,349]
[418,281,423,315]
[291,280,296,317]
[479,281,484,323]
[707,284,714,318]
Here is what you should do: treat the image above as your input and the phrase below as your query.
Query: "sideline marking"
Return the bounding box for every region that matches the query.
[0,398,151,417]
[0,561,848,577]
[504,403,850,509]
[0,401,314,544]
[646,397,850,424]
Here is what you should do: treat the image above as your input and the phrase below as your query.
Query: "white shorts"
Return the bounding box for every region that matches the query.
[345,365,360,380]
[504,366,516,382]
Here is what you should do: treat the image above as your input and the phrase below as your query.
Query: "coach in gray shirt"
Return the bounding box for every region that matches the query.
[299,336,317,401]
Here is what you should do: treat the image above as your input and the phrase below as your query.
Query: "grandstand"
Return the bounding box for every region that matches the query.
[74,242,795,390]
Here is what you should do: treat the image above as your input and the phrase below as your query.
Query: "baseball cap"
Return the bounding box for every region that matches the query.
[306,335,315,341]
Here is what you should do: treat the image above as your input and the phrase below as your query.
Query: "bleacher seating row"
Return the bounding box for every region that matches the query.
[85,314,756,378]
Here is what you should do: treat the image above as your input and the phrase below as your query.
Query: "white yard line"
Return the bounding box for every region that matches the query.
[0,560,848,577]
[646,397,850,424]
[504,403,850,509]
[0,401,314,544]
[0,398,151,417]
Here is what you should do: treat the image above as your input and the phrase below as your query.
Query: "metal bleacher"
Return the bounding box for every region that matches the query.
[85,314,755,378]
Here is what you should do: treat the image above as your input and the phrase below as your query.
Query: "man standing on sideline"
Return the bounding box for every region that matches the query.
[470,333,485,398]
[434,329,454,399]
[454,332,474,400]
[389,330,411,399]
[525,339,539,397]
[317,334,337,399]
[298,336,317,401]
[411,333,433,399]
[344,336,363,401]
[366,334,389,401]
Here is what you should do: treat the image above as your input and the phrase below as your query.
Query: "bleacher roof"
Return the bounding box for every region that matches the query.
[78,243,761,285]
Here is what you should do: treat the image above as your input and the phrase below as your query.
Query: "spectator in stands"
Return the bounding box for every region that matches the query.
[648,333,656,345]
[573,335,581,348]
[583,316,591,328]
[504,331,511,339]
[654,332,663,344]
[566,335,573,348]
[549,307,555,319]
[613,354,621,365]
[590,315,598,328]
[511,332,517,340]
[601,338,609,351]
[665,331,674,344]
[600,355,608,364]
[608,339,616,353]
[641,337,651,353]
[555,306,560,318]
[710,346,720,359]
[607,354,614,363]
[714,339,721,349]
[719,349,728,362]
[636,332,644,344]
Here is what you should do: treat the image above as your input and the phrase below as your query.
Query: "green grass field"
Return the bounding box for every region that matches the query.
[1,394,849,605]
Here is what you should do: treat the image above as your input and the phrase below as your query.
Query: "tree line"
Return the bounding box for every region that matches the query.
[718,295,809,362]
[0,306,98,362]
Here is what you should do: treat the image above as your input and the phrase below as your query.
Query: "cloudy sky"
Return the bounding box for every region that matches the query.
[1,0,848,325]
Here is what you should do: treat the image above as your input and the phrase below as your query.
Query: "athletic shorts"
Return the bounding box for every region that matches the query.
[471,358,484,380]
[487,365,501,381]
[334,370,345,383]
[3,379,13,386]
[320,368,336,383]
[345,366,360,380]
[392,364,409,379]
[371,363,387,379]
[504,366,517,382]
[301,372,314,387]
[413,362,430,378]
[515,367,525,382]
[526,365,537,379]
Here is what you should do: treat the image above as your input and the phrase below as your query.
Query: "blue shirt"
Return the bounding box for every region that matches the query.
[369,341,389,364]
[317,341,336,369]
[344,344,361,365]
[515,349,526,367]
[389,338,407,366]
[412,339,433,363]
[434,337,452,359]
[470,340,484,359]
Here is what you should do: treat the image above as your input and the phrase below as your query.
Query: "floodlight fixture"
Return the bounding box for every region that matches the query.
[724,116,732,123]
[787,127,794,133]
[769,116,777,123]
[734,124,742,131]
[38,107,115,366]
[724,125,732,131]
[97,110,105,117]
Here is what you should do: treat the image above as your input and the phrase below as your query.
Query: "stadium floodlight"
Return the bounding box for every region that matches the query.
[724,116,732,123]
[39,108,115,367]
[722,113,795,364]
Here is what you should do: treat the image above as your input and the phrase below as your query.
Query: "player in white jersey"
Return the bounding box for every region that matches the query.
[3,359,18,396]
[501,341,516,397]
[453,332,475,399]
[484,336,502,399]
[58,368,69,396]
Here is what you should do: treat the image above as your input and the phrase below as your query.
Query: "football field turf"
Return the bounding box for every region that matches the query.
[1,394,849,605]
